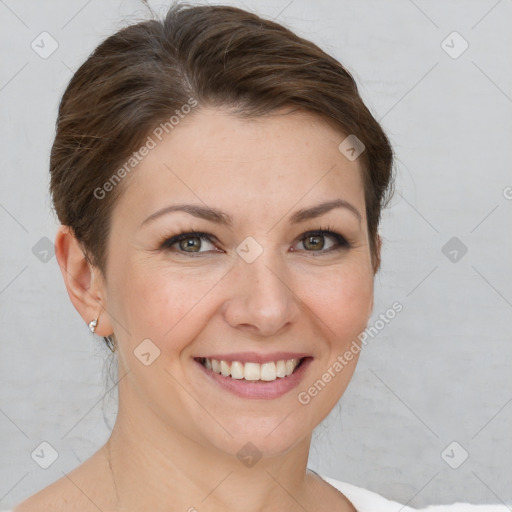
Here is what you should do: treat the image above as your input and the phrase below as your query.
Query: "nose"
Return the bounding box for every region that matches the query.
[221,250,301,338]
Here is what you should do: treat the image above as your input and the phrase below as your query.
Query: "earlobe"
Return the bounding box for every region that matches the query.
[54,226,113,336]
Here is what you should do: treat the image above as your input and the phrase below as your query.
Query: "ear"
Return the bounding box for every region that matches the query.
[54,225,113,337]
[372,233,382,275]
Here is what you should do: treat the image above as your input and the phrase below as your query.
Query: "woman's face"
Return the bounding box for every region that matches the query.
[101,107,375,458]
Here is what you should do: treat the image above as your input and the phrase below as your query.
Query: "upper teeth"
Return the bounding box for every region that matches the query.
[202,358,301,381]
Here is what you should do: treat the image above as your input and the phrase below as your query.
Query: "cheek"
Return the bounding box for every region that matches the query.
[298,261,373,345]
[114,263,223,349]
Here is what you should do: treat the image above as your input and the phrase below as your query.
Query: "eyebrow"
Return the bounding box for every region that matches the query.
[140,198,362,228]
[141,203,232,228]
[289,199,361,225]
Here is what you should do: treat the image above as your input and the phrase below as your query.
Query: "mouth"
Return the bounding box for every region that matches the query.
[195,356,307,382]
[193,354,312,399]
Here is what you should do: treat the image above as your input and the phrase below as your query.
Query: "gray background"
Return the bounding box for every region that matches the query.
[1,0,511,509]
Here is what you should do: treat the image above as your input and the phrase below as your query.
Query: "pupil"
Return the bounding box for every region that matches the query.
[306,235,324,250]
[180,237,200,251]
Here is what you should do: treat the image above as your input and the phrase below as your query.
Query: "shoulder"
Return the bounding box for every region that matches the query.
[8,476,89,512]
[9,449,114,512]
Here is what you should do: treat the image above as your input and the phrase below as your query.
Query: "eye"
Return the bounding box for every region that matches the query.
[159,228,351,256]
[161,232,218,254]
[294,229,350,253]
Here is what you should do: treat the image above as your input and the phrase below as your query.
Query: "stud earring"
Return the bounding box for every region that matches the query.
[88,318,98,333]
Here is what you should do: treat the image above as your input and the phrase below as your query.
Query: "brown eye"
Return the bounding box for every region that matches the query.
[303,234,326,251]
[178,236,202,252]
[161,232,218,254]
[295,230,350,253]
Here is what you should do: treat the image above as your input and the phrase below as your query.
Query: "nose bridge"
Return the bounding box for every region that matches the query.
[223,239,299,336]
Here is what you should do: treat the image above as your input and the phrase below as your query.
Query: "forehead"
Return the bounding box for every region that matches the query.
[112,107,366,227]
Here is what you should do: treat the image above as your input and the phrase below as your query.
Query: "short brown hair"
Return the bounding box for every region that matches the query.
[50,3,394,282]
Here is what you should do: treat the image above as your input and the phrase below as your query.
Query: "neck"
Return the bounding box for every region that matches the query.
[100,397,318,512]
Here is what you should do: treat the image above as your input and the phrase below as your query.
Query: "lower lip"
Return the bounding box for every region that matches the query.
[194,358,313,400]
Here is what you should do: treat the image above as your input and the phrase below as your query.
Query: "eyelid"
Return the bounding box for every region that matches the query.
[294,229,350,253]
[160,231,219,252]
[160,228,351,254]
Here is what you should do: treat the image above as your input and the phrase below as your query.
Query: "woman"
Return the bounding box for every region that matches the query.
[6,4,507,512]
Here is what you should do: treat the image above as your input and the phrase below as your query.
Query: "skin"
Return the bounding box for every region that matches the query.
[16,107,380,512]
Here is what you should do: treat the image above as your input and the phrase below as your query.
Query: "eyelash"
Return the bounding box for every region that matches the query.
[159,226,351,256]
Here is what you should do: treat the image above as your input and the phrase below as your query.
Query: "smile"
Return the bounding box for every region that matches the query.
[194,354,312,399]
[197,357,303,381]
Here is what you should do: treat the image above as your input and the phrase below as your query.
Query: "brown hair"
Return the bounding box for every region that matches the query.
[50,3,394,312]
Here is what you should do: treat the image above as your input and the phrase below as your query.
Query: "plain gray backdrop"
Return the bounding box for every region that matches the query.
[1,0,511,509]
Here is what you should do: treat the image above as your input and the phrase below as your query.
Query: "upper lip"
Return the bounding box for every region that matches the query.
[195,352,311,364]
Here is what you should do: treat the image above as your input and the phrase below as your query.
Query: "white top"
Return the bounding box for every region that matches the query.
[2,474,509,512]
[319,473,510,511]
